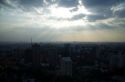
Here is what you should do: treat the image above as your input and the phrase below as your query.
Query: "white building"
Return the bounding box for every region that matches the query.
[60,57,72,76]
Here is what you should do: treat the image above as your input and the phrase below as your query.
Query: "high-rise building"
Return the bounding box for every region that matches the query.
[60,57,72,76]
[109,54,125,69]
[24,43,41,66]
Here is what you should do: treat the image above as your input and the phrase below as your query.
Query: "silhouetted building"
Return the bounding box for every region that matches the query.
[109,53,125,69]
[24,43,41,66]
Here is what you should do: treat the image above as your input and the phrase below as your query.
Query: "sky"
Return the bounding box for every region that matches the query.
[0,0,125,42]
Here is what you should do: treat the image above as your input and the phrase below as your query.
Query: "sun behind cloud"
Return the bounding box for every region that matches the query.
[0,0,125,42]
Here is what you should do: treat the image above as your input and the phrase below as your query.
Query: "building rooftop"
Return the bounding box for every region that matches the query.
[62,57,72,62]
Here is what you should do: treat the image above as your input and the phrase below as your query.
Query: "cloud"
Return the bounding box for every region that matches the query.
[82,0,117,7]
[1,0,125,21]
[85,14,111,21]
[71,14,85,20]
[58,0,78,7]
[80,0,125,21]
[111,2,125,17]
[18,0,44,8]
[0,0,125,42]
[0,0,19,9]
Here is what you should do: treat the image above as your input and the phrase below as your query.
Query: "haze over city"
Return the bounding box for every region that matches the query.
[1,1,125,82]
[0,0,125,42]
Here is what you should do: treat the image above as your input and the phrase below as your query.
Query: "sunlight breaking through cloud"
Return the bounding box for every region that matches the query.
[0,0,125,42]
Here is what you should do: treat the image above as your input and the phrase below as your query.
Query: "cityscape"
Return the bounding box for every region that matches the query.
[0,42,125,82]
[0,0,125,82]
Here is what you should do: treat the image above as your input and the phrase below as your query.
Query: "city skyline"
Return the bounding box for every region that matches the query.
[0,0,125,42]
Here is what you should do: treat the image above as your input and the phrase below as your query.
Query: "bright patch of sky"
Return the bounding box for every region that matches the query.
[0,0,125,42]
